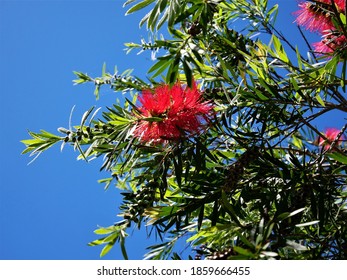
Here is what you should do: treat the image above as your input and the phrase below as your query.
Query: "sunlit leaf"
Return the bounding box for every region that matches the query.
[125,0,155,15]
[327,152,347,164]
[295,220,320,227]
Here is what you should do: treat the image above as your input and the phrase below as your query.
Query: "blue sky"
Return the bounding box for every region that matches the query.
[0,0,346,260]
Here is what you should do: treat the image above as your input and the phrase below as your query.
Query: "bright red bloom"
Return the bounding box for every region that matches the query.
[134,82,213,143]
[294,1,347,54]
[318,128,345,150]
[313,31,347,53]
[295,1,335,32]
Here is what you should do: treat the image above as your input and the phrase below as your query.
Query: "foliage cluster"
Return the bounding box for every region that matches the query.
[22,0,347,259]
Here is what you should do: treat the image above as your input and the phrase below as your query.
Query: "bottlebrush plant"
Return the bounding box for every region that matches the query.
[22,0,347,260]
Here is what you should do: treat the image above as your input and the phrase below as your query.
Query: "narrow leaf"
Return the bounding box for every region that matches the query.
[125,0,155,15]
[295,220,320,227]
[327,152,347,164]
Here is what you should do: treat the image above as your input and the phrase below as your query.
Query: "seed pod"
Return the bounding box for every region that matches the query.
[206,247,234,260]
[123,213,132,220]
[188,22,201,36]
[223,147,261,192]
[143,194,152,201]
[129,207,137,215]
[194,254,201,260]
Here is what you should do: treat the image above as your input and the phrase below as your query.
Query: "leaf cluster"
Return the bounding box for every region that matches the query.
[22,0,347,259]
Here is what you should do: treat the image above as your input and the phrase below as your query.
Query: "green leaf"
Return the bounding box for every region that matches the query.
[141,117,163,122]
[94,226,116,235]
[291,135,303,149]
[38,130,61,139]
[147,0,161,31]
[21,130,62,158]
[295,220,320,227]
[109,116,133,126]
[157,6,169,30]
[88,237,108,246]
[148,56,172,78]
[167,0,181,29]
[260,251,278,257]
[272,35,289,63]
[123,0,137,7]
[21,138,44,146]
[221,191,242,227]
[172,153,182,187]
[94,84,102,100]
[102,62,106,76]
[100,241,116,257]
[182,59,192,87]
[236,232,255,250]
[233,246,254,257]
[80,107,95,128]
[315,94,325,107]
[195,137,218,163]
[327,152,347,164]
[120,235,129,260]
[276,207,306,221]
[72,71,92,85]
[103,233,119,243]
[125,0,155,15]
[286,240,308,251]
[166,56,180,84]
[197,204,204,230]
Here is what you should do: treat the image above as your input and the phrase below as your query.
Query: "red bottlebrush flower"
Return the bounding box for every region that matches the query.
[294,1,335,33]
[134,82,213,143]
[294,1,347,54]
[313,31,347,53]
[318,128,345,150]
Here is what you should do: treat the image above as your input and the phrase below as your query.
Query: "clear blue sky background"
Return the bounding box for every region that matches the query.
[0,0,345,260]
